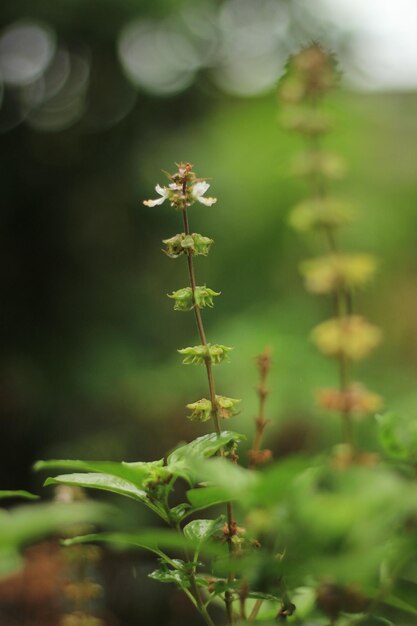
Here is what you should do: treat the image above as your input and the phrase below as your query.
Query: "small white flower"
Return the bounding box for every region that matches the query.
[192,181,217,206]
[143,184,168,207]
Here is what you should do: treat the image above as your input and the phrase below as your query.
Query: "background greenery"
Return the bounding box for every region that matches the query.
[1,1,417,624]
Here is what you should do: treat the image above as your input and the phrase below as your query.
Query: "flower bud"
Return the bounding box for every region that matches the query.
[186,398,212,422]
[194,286,221,308]
[168,287,193,311]
[311,316,382,361]
[216,395,241,419]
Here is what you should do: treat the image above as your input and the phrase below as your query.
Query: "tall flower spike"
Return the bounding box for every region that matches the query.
[279,44,382,462]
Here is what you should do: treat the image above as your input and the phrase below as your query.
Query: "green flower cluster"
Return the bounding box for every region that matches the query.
[168,286,220,311]
[178,344,232,365]
[186,396,241,422]
[162,233,213,258]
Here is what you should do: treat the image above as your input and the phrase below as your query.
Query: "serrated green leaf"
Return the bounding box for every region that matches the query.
[0,490,39,501]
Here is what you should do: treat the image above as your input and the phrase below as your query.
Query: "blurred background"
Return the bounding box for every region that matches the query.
[1,0,417,623]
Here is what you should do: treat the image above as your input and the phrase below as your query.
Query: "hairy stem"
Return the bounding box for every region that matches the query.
[181,201,236,625]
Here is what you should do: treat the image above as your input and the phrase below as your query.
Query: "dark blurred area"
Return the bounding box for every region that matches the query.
[1,0,417,624]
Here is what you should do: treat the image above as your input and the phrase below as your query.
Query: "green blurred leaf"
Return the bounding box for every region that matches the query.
[186,486,231,511]
[382,593,417,617]
[0,501,108,578]
[168,431,245,483]
[0,490,39,501]
[35,458,163,488]
[149,566,190,588]
[376,413,417,461]
[62,529,223,558]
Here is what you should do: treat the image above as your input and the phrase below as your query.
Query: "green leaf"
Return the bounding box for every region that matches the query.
[376,413,417,461]
[183,515,225,547]
[62,530,223,558]
[44,473,148,503]
[169,503,191,523]
[149,565,190,588]
[249,456,310,507]
[34,458,163,488]
[168,431,246,485]
[186,486,231,511]
[186,456,258,506]
[0,501,108,578]
[0,490,39,501]
[382,593,417,617]
[168,431,245,466]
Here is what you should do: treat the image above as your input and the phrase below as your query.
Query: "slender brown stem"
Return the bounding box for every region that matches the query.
[249,348,272,470]
[180,195,235,624]
[248,598,263,621]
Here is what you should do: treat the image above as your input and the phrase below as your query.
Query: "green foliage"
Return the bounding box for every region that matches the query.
[376,412,417,462]
[0,501,108,578]
[37,458,173,521]
[0,490,39,501]
[288,197,354,232]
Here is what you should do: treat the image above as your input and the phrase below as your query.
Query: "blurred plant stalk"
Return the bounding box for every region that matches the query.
[279,45,383,464]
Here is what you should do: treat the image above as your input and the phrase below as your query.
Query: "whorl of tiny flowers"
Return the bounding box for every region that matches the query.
[311,316,382,361]
[317,384,383,417]
[300,253,378,295]
[144,162,217,210]
[186,395,241,422]
[168,286,221,311]
[162,233,214,258]
[178,344,232,365]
